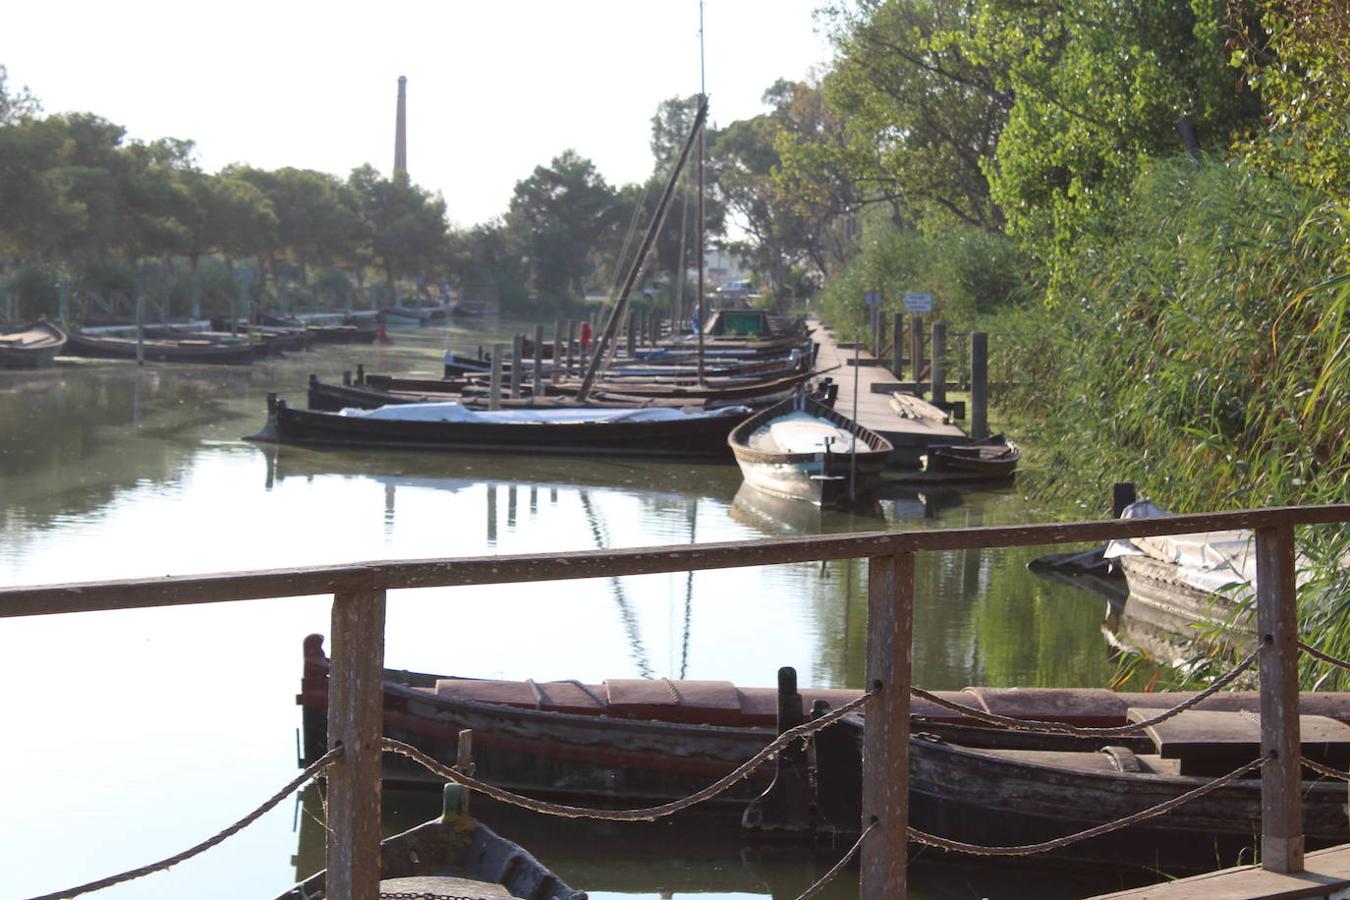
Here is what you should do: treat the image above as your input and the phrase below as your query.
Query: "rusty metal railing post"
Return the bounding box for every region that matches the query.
[326,589,388,900]
[860,552,914,898]
[1256,524,1303,873]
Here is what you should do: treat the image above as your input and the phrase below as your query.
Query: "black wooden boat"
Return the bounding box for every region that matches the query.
[926,433,1021,476]
[0,321,67,368]
[278,784,584,899]
[249,393,751,459]
[65,329,261,364]
[298,636,1350,868]
[729,394,893,506]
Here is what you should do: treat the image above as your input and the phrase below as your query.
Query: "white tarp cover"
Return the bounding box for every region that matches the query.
[748,410,858,454]
[339,401,750,425]
[1104,499,1318,601]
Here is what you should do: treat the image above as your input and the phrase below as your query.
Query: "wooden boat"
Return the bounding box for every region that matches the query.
[249,394,752,459]
[728,394,893,506]
[297,636,1350,868]
[379,306,429,327]
[925,433,1021,476]
[0,321,67,368]
[278,785,583,900]
[65,329,260,364]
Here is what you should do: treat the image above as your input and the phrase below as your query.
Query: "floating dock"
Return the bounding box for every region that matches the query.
[813,320,967,467]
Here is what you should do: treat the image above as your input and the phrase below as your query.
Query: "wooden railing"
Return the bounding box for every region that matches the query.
[3,503,1348,899]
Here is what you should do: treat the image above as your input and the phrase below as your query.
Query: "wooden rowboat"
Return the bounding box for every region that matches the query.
[249,394,752,459]
[278,785,583,899]
[297,636,1350,868]
[926,434,1021,476]
[0,321,67,368]
[728,393,893,506]
[65,329,261,364]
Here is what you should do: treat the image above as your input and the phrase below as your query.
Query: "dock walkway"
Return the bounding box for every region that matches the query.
[812,318,966,466]
[1092,844,1350,899]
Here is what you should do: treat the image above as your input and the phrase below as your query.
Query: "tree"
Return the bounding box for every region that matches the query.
[506,150,620,302]
[0,65,39,125]
[347,165,448,290]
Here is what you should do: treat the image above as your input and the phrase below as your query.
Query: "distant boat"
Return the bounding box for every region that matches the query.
[728,393,893,506]
[248,394,753,459]
[64,329,260,364]
[278,787,582,900]
[0,321,67,368]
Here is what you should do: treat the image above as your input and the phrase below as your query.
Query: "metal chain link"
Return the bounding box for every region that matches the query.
[908,756,1266,856]
[382,688,875,822]
[912,643,1263,737]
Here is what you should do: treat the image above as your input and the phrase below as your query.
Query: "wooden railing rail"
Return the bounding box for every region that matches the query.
[5,503,1348,900]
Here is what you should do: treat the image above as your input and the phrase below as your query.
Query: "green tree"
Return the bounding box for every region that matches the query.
[506,150,620,302]
[347,165,449,291]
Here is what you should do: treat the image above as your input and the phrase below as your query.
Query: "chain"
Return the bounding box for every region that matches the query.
[380,893,491,900]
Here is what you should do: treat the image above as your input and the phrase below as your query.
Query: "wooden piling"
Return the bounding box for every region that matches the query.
[626,311,636,360]
[1257,524,1304,874]
[909,314,924,382]
[135,293,146,366]
[566,321,578,374]
[455,730,475,817]
[326,589,387,900]
[533,324,545,396]
[510,334,523,399]
[861,551,914,899]
[970,331,988,440]
[892,313,904,377]
[489,343,504,411]
[931,322,947,404]
[552,321,565,384]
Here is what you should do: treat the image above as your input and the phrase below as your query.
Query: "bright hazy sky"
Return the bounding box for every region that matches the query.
[3,1,834,229]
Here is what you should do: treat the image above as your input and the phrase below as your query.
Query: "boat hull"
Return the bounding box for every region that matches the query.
[0,322,67,368]
[65,331,259,364]
[251,396,748,459]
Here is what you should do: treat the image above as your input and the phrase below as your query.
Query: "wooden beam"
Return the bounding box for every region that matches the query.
[2,506,1348,616]
[326,589,387,900]
[1257,524,1304,873]
[861,552,914,899]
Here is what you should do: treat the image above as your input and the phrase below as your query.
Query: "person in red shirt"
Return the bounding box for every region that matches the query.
[579,321,593,351]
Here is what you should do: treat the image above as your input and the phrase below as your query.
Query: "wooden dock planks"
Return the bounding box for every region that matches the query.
[1091,843,1350,899]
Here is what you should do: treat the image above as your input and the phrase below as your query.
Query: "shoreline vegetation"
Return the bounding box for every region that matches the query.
[3,2,1346,683]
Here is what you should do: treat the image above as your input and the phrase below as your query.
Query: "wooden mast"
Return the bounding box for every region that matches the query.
[576,99,708,402]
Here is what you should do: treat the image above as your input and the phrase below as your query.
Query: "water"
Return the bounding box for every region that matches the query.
[0,321,1143,899]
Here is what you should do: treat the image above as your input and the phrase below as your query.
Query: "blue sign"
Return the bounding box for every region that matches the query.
[864,291,881,306]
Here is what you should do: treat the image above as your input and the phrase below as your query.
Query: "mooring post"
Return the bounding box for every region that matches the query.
[533,324,545,396]
[455,729,475,817]
[510,334,523,399]
[892,313,904,377]
[1112,482,1137,518]
[860,551,914,899]
[135,291,146,367]
[970,332,988,440]
[1257,523,1304,874]
[552,321,564,384]
[489,343,504,411]
[909,314,924,382]
[931,322,947,404]
[626,310,637,360]
[326,589,387,900]
[566,321,578,374]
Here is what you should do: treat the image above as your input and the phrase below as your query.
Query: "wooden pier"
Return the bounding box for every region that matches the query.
[1092,843,1350,899]
[813,319,967,466]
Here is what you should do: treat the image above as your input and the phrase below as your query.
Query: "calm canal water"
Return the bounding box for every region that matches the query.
[0,320,1146,899]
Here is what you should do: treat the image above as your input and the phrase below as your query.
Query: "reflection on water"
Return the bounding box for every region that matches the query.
[1,325,1128,899]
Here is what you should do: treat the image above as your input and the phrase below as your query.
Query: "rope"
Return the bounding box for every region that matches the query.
[912,644,1263,737]
[1301,756,1350,781]
[1299,640,1350,672]
[793,821,876,900]
[382,689,876,822]
[909,757,1265,857]
[25,747,343,900]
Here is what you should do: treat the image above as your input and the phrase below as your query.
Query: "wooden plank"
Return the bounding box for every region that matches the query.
[861,552,914,899]
[1090,842,1350,899]
[1,506,1348,617]
[1258,523,1304,874]
[326,589,387,900]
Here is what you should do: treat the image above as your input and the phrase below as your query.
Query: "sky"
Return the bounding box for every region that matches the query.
[2,1,836,229]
